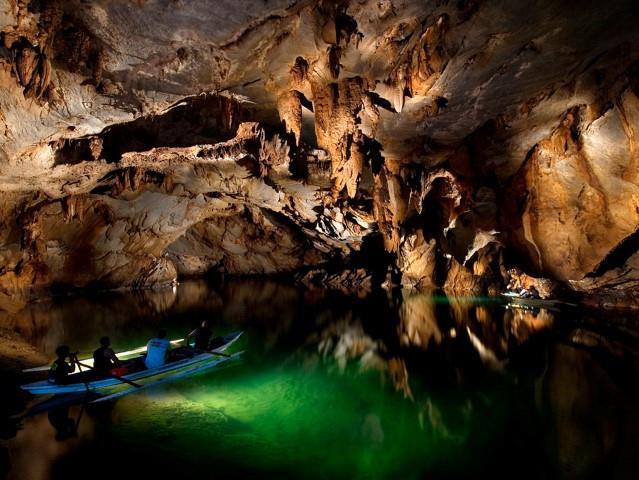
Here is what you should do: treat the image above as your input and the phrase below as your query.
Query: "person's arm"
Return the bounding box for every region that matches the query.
[184,329,197,347]
[68,357,76,373]
[108,348,121,366]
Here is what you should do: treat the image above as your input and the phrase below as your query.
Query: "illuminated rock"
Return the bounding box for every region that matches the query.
[0,0,637,306]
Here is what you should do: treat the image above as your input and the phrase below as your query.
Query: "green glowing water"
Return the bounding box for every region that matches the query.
[111,359,459,479]
[3,280,639,479]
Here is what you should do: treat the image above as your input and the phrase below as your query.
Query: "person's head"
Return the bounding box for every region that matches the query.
[200,320,208,328]
[158,329,167,339]
[100,336,111,347]
[55,345,70,359]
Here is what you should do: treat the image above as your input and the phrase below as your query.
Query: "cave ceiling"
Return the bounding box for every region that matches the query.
[1,0,639,307]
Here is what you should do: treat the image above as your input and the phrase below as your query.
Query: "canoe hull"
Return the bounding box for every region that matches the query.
[91,350,243,404]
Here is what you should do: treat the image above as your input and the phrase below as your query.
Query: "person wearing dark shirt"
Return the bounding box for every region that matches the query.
[48,345,76,385]
[93,336,120,375]
[185,320,212,350]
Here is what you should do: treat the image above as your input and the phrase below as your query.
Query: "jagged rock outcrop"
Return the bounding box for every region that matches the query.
[505,267,557,300]
[1,0,639,306]
[297,268,373,296]
[397,230,437,290]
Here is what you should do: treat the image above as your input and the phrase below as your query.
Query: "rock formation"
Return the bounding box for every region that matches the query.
[1,0,639,306]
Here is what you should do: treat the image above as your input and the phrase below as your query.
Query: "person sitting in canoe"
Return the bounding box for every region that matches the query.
[144,329,171,369]
[93,336,121,376]
[48,346,76,384]
[185,320,212,351]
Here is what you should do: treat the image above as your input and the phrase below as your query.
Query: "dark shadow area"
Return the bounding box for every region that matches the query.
[588,228,639,277]
[53,94,254,165]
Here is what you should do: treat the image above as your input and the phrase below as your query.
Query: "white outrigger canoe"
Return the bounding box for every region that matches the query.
[21,331,243,396]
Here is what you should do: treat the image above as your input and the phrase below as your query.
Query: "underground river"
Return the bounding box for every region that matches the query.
[1,279,638,479]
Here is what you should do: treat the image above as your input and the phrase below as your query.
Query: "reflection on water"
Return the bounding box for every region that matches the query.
[1,279,639,479]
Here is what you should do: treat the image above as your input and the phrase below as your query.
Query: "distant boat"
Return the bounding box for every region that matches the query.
[501,292,575,309]
[21,331,243,397]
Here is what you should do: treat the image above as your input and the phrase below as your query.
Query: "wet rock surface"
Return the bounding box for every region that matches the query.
[0,1,638,306]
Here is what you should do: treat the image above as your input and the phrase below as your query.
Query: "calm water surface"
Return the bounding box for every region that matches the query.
[1,280,639,479]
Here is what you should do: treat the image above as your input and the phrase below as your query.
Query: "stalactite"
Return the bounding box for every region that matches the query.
[1,0,638,306]
[277,90,303,146]
[290,56,309,87]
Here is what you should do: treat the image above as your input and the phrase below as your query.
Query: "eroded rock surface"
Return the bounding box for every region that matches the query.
[1,0,639,306]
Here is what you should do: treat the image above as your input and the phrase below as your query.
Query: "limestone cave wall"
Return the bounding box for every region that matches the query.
[1,0,639,307]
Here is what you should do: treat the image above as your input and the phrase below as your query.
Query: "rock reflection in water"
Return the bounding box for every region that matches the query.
[0,287,180,356]
[300,290,560,402]
[295,290,639,476]
[542,344,639,478]
[398,294,442,349]
[5,408,96,480]
[1,280,638,479]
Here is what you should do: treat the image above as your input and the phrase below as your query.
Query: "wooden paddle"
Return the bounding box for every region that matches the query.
[73,356,142,389]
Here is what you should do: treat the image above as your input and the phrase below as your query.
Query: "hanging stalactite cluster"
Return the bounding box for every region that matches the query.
[0,0,638,308]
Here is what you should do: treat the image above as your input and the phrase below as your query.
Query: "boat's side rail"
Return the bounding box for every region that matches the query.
[92,351,244,403]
